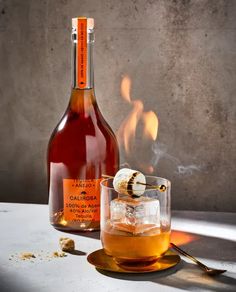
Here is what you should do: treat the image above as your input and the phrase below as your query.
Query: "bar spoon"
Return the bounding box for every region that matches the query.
[170,242,227,276]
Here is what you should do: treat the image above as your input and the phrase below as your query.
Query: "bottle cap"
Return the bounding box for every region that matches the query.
[72,17,94,31]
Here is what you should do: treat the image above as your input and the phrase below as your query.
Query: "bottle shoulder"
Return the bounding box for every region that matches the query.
[47,108,119,165]
[49,108,117,145]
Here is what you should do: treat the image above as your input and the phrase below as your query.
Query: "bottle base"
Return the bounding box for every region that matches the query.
[50,222,100,233]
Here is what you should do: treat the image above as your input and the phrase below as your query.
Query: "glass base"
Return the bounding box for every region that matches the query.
[87,249,180,273]
[114,257,159,271]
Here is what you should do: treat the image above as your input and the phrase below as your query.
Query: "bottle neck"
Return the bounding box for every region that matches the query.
[72,18,94,89]
[69,88,96,114]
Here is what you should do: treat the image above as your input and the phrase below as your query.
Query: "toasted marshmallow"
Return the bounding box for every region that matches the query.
[113,168,146,196]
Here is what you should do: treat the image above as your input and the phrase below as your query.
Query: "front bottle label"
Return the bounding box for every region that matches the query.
[63,178,101,222]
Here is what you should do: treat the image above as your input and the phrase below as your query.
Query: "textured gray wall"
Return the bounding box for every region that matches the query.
[0,0,235,211]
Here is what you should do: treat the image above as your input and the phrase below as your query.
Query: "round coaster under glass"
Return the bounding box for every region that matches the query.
[87,249,180,273]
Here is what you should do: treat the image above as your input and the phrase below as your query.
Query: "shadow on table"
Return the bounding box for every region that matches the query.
[171,229,236,262]
[98,260,236,291]
[69,249,87,256]
[0,268,33,292]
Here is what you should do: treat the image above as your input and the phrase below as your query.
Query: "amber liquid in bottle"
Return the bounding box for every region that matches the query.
[47,17,119,232]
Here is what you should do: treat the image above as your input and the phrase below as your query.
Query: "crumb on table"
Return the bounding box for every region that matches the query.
[20,252,36,260]
[52,251,67,258]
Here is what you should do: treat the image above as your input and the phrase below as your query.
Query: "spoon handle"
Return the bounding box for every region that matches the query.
[170,242,208,271]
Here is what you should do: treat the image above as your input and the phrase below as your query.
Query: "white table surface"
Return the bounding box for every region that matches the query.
[0,203,236,292]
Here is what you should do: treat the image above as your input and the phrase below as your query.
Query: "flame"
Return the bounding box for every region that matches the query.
[118,100,143,154]
[117,75,159,171]
[142,111,158,141]
[120,75,132,102]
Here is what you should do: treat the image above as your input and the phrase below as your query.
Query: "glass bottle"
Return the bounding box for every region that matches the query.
[47,17,119,232]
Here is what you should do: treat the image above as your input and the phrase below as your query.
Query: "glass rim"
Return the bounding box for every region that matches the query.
[100,175,171,192]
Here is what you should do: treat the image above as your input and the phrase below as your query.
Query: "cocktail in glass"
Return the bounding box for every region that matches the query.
[100,176,171,269]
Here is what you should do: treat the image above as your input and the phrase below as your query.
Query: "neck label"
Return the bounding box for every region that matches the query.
[77,19,87,88]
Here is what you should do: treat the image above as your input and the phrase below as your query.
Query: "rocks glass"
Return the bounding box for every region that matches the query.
[100,176,171,268]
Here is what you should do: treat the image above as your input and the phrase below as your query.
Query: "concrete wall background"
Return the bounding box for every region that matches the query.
[0,0,235,211]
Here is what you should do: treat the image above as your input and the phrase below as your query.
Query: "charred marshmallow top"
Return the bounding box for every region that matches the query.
[113,168,146,196]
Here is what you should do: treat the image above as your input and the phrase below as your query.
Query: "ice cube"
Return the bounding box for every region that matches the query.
[110,196,160,235]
